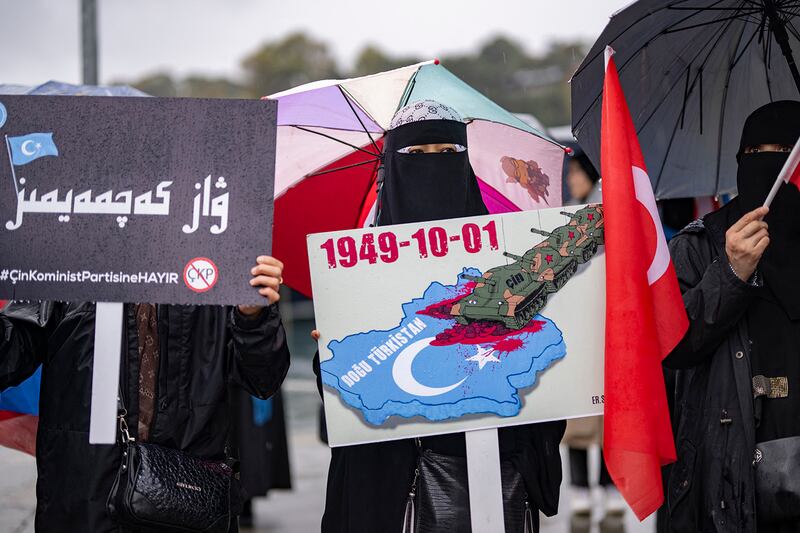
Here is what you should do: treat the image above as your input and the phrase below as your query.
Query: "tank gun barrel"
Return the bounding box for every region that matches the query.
[530,228,552,237]
[460,273,496,286]
[559,211,578,218]
[502,252,524,261]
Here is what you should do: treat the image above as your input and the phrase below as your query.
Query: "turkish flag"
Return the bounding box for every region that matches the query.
[600,47,689,520]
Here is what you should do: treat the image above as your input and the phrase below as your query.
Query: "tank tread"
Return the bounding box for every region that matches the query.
[551,260,578,291]
[579,240,599,263]
[510,286,548,328]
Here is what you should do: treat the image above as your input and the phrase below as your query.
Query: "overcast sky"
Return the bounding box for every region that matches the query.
[1,0,632,86]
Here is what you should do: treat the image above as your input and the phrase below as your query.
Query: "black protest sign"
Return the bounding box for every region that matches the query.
[0,96,276,305]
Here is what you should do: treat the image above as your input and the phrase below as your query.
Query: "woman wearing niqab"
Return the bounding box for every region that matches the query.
[664,100,800,532]
[313,100,566,533]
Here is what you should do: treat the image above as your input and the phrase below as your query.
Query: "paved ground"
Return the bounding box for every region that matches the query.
[0,375,655,533]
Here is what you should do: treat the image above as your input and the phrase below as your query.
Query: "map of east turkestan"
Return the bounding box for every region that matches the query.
[320,268,567,425]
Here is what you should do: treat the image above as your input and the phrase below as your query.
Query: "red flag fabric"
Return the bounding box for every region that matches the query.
[600,47,689,520]
[783,137,800,189]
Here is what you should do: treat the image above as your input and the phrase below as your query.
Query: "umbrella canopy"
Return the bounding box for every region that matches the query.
[269,61,567,297]
[571,0,800,199]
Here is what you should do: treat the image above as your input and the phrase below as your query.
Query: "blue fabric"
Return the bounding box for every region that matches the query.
[0,367,41,415]
[251,396,273,426]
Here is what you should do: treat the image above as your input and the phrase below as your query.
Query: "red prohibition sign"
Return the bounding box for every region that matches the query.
[183,257,219,293]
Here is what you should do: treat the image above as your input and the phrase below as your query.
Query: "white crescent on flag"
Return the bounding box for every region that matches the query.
[392,337,467,397]
[632,166,670,285]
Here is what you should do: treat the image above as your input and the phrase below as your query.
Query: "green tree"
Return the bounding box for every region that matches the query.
[441,37,587,127]
[352,45,421,77]
[242,32,340,96]
[180,76,250,98]
[126,72,178,97]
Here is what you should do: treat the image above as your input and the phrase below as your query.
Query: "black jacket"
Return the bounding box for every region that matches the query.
[0,302,290,532]
[664,200,760,532]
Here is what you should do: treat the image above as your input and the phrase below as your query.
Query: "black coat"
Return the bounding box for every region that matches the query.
[664,200,760,532]
[231,387,292,499]
[0,302,290,532]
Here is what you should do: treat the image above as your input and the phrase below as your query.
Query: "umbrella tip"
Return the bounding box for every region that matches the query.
[434,58,441,65]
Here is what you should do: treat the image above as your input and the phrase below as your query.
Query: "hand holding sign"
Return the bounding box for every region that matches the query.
[239,256,284,316]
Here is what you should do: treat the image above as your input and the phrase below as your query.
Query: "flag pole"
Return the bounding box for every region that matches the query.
[4,134,19,195]
[763,138,800,208]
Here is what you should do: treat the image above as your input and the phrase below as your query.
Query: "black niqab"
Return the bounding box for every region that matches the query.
[376,119,488,226]
[736,100,800,319]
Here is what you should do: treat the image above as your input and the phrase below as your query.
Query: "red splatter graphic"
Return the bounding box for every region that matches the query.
[492,337,525,353]
[416,280,546,353]
[430,320,545,350]
[418,282,476,319]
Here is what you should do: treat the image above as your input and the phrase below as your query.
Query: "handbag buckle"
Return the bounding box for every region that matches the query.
[753,448,763,466]
[118,411,134,443]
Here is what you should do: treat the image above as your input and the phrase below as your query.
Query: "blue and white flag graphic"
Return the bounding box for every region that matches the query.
[8,132,59,166]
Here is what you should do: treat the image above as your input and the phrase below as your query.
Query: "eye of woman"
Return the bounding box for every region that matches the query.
[440,146,456,153]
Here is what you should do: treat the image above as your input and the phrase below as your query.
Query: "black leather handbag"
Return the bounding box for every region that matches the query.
[754,436,800,522]
[402,440,534,533]
[107,403,237,533]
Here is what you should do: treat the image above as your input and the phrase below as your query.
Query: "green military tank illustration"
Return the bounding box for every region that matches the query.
[453,260,549,330]
[450,204,604,330]
[560,204,604,243]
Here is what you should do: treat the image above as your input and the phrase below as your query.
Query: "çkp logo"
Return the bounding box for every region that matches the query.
[183,257,219,293]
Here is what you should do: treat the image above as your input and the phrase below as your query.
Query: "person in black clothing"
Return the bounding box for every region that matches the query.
[664,100,800,532]
[312,100,566,533]
[0,255,290,532]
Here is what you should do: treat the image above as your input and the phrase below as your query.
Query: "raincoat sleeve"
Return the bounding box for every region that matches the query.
[664,229,759,369]
[0,301,59,390]
[228,304,290,399]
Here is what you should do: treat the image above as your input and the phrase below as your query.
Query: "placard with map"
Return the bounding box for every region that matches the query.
[308,205,606,447]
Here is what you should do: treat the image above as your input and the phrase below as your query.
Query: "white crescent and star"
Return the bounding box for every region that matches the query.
[392,337,468,397]
[20,140,39,156]
[632,165,670,285]
[391,338,503,397]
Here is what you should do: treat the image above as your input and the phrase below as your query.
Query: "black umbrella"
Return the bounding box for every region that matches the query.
[571,0,800,199]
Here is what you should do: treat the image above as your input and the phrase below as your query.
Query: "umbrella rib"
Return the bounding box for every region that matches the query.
[660,0,734,33]
[293,126,380,157]
[572,0,711,81]
[712,18,750,196]
[353,157,382,228]
[668,5,762,10]
[654,14,748,196]
[786,19,800,42]
[763,25,775,100]
[663,9,765,33]
[338,86,382,155]
[636,14,740,135]
[572,0,729,129]
[731,23,762,67]
[307,158,381,178]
